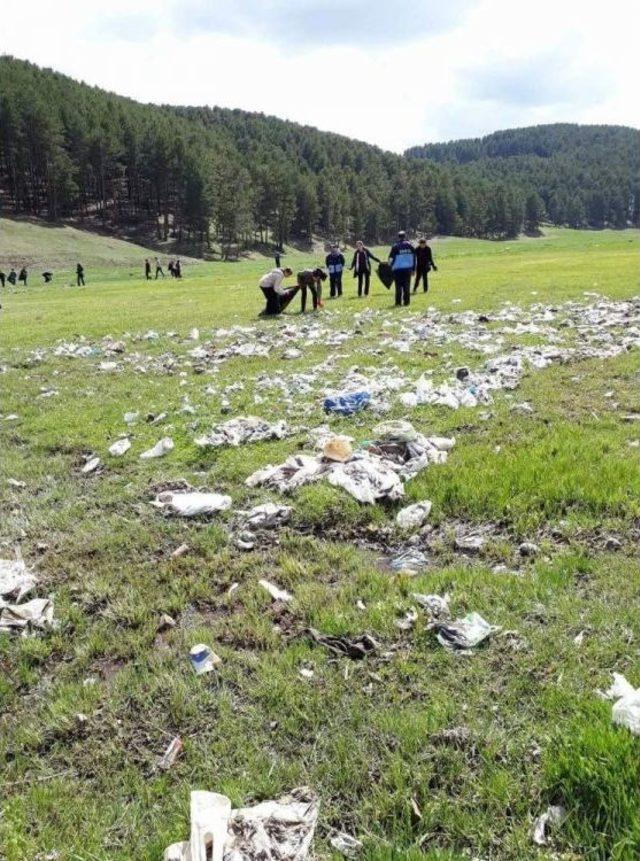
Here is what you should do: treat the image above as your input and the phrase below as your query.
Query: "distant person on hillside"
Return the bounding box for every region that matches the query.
[298,267,327,313]
[274,248,284,268]
[413,238,437,293]
[168,259,175,278]
[145,259,152,280]
[388,230,415,307]
[155,257,165,279]
[76,263,85,286]
[42,271,53,283]
[18,267,28,286]
[350,240,380,297]
[0,270,5,288]
[325,245,345,298]
[7,269,17,285]
[258,266,294,316]
[174,259,182,278]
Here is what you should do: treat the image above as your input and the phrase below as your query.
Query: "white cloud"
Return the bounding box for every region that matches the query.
[0,0,638,151]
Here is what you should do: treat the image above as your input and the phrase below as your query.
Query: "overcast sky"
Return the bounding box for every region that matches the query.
[2,0,638,152]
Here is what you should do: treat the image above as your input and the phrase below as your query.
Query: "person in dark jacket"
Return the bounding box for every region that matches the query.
[155,257,165,279]
[298,267,327,312]
[388,231,415,307]
[7,268,17,285]
[76,263,85,286]
[0,271,5,288]
[174,259,182,278]
[18,267,28,286]
[145,259,152,280]
[42,271,53,283]
[325,245,345,298]
[350,241,380,297]
[413,238,438,293]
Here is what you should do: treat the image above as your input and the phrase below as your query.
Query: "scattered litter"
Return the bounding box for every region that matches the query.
[389,548,428,573]
[82,456,101,474]
[532,805,565,846]
[243,503,292,529]
[329,833,363,857]
[433,612,497,650]
[455,534,486,553]
[299,667,315,680]
[282,348,303,360]
[519,541,540,557]
[7,478,26,488]
[396,500,432,531]
[164,788,319,861]
[158,736,183,770]
[0,597,55,634]
[108,437,131,456]
[306,628,379,659]
[196,416,290,448]
[259,579,293,603]
[573,630,585,646]
[140,437,174,459]
[189,644,221,675]
[322,435,353,463]
[172,543,190,558]
[323,391,371,416]
[153,491,232,517]
[395,607,418,631]
[158,613,176,631]
[412,593,450,618]
[604,673,640,734]
[0,557,37,602]
[124,411,139,425]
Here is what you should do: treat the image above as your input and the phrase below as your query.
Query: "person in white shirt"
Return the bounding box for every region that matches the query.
[258,266,294,316]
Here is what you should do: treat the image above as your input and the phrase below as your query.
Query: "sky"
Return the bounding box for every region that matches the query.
[1,0,639,152]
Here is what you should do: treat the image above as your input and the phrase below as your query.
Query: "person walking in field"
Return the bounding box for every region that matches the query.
[7,268,17,285]
[258,266,294,316]
[413,238,437,293]
[145,258,152,280]
[325,245,345,299]
[174,259,182,278]
[168,259,175,278]
[297,267,327,313]
[350,240,380,297]
[18,267,28,286]
[155,257,165,279]
[0,270,5,287]
[76,263,85,286]
[388,230,415,307]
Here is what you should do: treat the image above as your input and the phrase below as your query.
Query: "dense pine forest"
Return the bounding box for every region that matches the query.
[1,56,638,249]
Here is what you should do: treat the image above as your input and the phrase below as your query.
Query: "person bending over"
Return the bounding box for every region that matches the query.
[388,230,415,307]
[259,266,294,315]
[350,240,380,297]
[325,245,345,299]
[413,238,437,293]
[298,268,327,312]
[42,271,53,283]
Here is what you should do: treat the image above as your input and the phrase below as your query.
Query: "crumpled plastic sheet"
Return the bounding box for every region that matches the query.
[389,548,428,573]
[412,593,450,619]
[532,805,566,846]
[0,558,37,602]
[195,416,291,448]
[432,612,497,649]
[604,673,640,734]
[140,437,174,459]
[396,501,432,530]
[323,391,371,416]
[306,627,379,659]
[243,502,292,529]
[164,786,319,861]
[152,491,232,517]
[0,557,55,635]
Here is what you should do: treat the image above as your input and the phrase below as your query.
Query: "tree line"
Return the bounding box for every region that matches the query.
[0,56,638,251]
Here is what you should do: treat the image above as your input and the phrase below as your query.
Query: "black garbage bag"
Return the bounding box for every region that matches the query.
[376,262,393,289]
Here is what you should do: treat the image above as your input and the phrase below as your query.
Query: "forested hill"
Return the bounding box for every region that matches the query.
[1,57,638,249]
[406,124,640,230]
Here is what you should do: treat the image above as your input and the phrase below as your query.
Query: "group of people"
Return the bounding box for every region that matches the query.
[146,257,182,280]
[0,264,85,287]
[258,233,438,316]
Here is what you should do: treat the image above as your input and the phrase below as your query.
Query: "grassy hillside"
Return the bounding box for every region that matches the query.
[1,228,640,860]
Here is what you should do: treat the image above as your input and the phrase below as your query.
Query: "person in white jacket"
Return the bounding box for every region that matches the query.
[258,266,294,316]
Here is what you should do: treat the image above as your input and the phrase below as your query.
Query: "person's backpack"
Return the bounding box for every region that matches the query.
[376,262,393,289]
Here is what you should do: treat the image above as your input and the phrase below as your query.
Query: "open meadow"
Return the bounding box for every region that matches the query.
[1,226,640,860]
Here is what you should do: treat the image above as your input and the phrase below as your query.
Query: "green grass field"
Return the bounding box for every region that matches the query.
[1,226,640,860]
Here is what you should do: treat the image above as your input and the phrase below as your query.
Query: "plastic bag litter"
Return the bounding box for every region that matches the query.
[412,593,450,619]
[109,437,131,456]
[433,612,497,649]
[376,262,394,288]
[532,805,565,846]
[244,503,292,529]
[164,787,319,861]
[82,456,101,474]
[327,457,404,504]
[196,416,290,449]
[259,579,293,602]
[604,673,640,734]
[322,435,353,463]
[323,391,370,416]
[399,392,418,409]
[153,492,232,517]
[0,558,37,602]
[140,437,174,459]
[330,833,363,857]
[124,411,139,425]
[0,597,55,633]
[389,548,428,573]
[373,420,418,443]
[396,501,432,530]
[306,627,378,659]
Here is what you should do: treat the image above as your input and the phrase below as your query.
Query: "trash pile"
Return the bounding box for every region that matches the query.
[152,491,232,517]
[164,787,319,861]
[0,556,55,635]
[195,416,292,449]
[603,673,640,734]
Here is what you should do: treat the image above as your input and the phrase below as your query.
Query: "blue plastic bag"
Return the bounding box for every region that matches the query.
[323,391,371,416]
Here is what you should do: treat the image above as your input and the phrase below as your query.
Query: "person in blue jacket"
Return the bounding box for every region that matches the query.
[325,244,345,299]
[388,230,416,307]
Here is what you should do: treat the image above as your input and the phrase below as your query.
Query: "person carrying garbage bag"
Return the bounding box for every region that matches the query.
[258,266,294,316]
[297,267,327,312]
[325,245,345,299]
[388,230,415,307]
